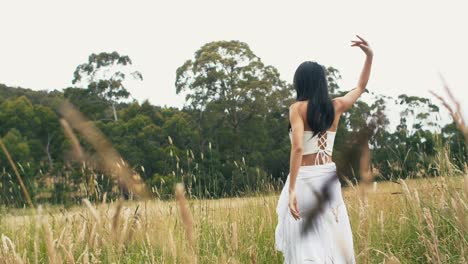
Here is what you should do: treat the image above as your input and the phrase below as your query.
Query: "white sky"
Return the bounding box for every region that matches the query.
[1,0,467,127]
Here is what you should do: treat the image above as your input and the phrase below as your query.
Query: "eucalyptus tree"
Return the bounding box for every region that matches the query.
[72,51,143,121]
[175,40,290,158]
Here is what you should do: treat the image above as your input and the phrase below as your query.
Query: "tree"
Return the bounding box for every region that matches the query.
[0,96,37,138]
[63,87,110,121]
[175,40,289,157]
[72,51,143,121]
[396,94,440,135]
[326,66,342,95]
[32,104,63,168]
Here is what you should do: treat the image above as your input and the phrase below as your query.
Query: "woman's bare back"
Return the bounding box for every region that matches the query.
[292,100,342,166]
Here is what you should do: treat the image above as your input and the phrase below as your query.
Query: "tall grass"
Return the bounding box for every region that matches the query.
[0,166,466,263]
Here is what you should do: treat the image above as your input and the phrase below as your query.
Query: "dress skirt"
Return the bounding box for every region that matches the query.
[275,162,356,263]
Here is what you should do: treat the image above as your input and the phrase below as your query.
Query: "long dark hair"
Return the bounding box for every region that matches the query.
[288,61,335,138]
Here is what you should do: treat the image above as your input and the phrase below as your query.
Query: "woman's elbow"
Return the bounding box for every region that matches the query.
[291,146,303,154]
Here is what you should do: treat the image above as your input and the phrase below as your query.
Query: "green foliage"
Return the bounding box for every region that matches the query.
[1,129,31,162]
[63,87,110,121]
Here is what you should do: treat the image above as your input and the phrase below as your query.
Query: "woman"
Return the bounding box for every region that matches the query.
[275,35,373,263]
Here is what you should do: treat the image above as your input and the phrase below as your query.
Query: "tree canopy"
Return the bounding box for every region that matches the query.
[72,51,143,121]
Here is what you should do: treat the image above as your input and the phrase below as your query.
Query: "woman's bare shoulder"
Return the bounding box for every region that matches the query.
[290,101,308,108]
[289,101,302,111]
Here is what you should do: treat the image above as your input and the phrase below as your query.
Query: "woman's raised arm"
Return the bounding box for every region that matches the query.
[334,35,373,114]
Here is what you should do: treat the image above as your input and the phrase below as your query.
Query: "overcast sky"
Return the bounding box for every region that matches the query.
[1,0,467,125]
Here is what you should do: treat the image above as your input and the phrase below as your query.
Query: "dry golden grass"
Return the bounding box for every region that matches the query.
[0,174,466,263]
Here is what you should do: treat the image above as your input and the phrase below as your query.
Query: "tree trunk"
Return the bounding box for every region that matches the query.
[112,102,118,121]
[46,133,54,168]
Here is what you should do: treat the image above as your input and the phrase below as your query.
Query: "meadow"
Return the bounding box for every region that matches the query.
[0,79,466,263]
[0,172,466,263]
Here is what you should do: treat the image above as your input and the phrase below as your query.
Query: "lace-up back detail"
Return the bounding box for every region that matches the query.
[288,130,337,165]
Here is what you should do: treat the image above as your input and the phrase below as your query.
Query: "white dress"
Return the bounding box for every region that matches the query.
[275,131,356,263]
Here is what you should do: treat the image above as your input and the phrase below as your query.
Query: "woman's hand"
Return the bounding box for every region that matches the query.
[288,189,300,220]
[351,35,373,57]
[334,35,373,114]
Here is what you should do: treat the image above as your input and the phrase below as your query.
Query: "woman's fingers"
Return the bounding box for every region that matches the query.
[351,41,365,47]
[288,191,300,220]
[290,208,300,220]
[351,43,369,49]
[356,35,368,44]
[289,203,300,220]
[351,43,367,48]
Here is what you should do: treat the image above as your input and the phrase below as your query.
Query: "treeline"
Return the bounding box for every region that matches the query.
[0,41,466,207]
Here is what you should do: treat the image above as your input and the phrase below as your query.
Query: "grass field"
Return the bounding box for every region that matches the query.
[0,174,466,263]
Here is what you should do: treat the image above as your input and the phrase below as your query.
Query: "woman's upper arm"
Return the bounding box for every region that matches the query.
[289,104,304,150]
[333,87,365,114]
